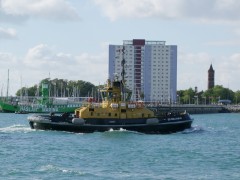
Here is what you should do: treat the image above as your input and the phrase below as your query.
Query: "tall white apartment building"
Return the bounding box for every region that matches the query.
[109,39,177,103]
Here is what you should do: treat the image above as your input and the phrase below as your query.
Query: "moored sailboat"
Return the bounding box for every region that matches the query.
[0,81,85,113]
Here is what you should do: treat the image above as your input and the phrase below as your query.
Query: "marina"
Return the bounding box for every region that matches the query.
[0,81,87,113]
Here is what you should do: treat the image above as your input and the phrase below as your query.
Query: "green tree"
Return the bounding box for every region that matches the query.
[234,90,240,104]
[16,86,38,97]
[203,85,234,104]
[181,88,195,104]
[16,78,97,98]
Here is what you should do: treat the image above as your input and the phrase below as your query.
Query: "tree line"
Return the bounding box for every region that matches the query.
[16,78,98,98]
[16,79,240,104]
[178,85,240,104]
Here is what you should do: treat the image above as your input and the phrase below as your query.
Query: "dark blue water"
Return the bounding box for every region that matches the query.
[0,113,240,179]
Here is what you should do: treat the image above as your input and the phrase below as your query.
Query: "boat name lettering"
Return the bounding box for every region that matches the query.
[20,106,59,112]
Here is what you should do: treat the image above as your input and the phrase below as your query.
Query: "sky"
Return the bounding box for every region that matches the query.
[1,0,240,96]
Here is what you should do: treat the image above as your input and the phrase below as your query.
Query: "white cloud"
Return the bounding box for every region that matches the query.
[0,52,20,96]
[2,44,240,96]
[0,52,17,65]
[178,52,212,90]
[24,44,66,68]
[233,28,240,36]
[178,51,240,91]
[216,53,240,88]
[0,27,17,39]
[23,44,108,88]
[93,0,182,21]
[206,40,240,46]
[179,52,210,64]
[0,43,108,96]
[93,0,240,23]
[0,0,80,22]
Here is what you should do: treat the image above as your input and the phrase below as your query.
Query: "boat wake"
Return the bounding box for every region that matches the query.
[181,125,205,134]
[108,128,127,132]
[0,124,33,134]
[106,128,144,135]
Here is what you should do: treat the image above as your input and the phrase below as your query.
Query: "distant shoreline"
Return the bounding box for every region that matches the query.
[147,104,232,114]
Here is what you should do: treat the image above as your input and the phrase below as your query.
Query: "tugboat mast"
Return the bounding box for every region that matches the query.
[121,46,126,101]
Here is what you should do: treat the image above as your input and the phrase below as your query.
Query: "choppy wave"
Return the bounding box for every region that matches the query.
[183,125,230,135]
[0,124,33,134]
[38,164,149,179]
[39,164,93,177]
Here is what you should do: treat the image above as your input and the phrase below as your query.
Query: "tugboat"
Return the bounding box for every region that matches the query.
[27,46,192,134]
[27,77,193,134]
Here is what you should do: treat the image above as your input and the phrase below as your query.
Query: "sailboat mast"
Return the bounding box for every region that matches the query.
[6,69,9,98]
[20,75,23,101]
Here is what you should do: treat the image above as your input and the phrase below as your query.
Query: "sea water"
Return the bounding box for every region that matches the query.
[0,113,239,180]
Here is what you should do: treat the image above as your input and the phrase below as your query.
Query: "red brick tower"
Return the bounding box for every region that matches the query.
[208,64,215,89]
